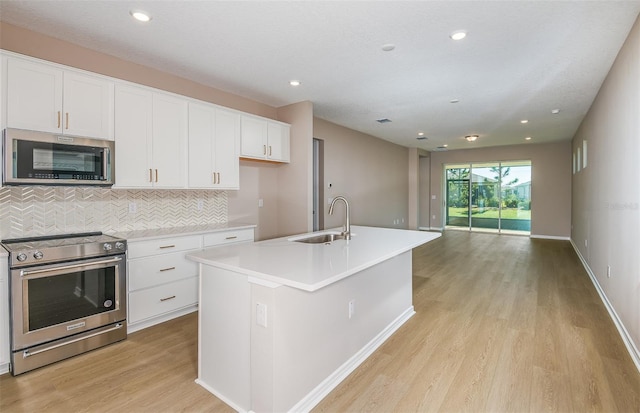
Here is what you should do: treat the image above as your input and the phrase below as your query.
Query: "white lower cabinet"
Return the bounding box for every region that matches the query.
[126,228,254,332]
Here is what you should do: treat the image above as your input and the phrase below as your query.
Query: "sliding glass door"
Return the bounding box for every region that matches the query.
[445,161,531,234]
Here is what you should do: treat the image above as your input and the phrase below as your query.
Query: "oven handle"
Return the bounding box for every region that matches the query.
[20,257,123,277]
[23,323,124,358]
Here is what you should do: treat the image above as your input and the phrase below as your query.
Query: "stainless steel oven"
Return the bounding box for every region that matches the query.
[2,232,127,375]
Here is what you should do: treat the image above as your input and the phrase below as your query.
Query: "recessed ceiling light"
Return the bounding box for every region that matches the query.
[525,136,532,141]
[289,80,301,86]
[450,99,460,104]
[418,132,425,136]
[450,30,467,40]
[465,135,478,142]
[551,109,560,114]
[443,144,448,148]
[520,119,529,124]
[130,10,152,22]
[381,44,396,52]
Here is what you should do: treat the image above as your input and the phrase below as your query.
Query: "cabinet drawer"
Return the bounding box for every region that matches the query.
[128,277,198,324]
[128,252,198,291]
[128,235,202,259]
[203,228,254,247]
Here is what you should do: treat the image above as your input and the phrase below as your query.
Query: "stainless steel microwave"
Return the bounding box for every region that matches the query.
[2,128,114,186]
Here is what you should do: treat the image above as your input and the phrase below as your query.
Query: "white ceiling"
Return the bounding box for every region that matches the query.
[1,1,639,151]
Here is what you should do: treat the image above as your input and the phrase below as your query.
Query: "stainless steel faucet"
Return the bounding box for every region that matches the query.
[329,196,351,240]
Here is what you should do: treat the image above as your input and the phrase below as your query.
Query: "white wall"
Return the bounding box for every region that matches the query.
[571,15,640,365]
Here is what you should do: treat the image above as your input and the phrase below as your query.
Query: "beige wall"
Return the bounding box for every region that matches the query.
[429,141,572,238]
[313,118,410,230]
[277,101,314,236]
[571,15,640,362]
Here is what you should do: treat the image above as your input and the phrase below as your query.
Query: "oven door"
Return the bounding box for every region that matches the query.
[10,254,126,350]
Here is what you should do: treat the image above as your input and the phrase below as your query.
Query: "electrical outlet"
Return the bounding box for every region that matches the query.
[128,202,137,213]
[348,299,355,319]
[607,265,611,278]
[584,239,588,247]
[256,303,267,327]
[197,199,204,211]
[432,215,436,220]
[258,199,264,208]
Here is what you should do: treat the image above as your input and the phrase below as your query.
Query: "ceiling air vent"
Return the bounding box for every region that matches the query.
[433,146,449,151]
[376,118,392,124]
[416,136,427,140]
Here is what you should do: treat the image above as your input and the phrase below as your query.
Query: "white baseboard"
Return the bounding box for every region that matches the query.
[289,306,416,413]
[570,239,640,373]
[0,362,9,376]
[530,234,571,240]
[196,378,249,413]
[127,304,198,334]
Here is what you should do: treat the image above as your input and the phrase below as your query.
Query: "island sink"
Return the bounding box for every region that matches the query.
[289,231,346,244]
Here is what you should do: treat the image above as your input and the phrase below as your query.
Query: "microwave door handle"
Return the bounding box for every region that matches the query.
[103,148,109,179]
[20,257,122,277]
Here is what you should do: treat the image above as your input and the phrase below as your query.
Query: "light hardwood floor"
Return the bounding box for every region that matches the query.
[1,231,639,412]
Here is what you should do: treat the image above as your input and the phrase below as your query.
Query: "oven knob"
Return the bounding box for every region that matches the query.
[17,253,28,262]
[115,242,126,251]
[33,251,43,260]
[103,243,113,251]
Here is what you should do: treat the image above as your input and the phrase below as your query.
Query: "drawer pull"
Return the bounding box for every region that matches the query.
[159,245,176,249]
[159,267,176,272]
[225,236,238,240]
[160,295,176,302]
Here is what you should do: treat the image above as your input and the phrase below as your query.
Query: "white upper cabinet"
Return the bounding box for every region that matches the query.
[6,57,114,139]
[240,115,290,163]
[114,84,187,189]
[267,121,290,163]
[188,103,240,189]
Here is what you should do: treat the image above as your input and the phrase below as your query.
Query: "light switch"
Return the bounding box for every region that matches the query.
[431,195,436,200]
[258,199,264,208]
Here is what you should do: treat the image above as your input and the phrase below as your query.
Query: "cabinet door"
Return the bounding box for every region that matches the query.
[6,58,63,133]
[267,122,290,162]
[152,93,187,188]
[114,84,153,188]
[63,71,114,140]
[188,102,215,188]
[215,109,240,189]
[240,115,267,159]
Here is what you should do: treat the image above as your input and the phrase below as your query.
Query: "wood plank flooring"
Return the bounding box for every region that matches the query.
[1,231,639,412]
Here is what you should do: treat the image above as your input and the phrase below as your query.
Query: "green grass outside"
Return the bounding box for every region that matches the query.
[448,207,531,220]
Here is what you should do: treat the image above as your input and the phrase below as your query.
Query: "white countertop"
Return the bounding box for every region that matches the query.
[187,226,441,292]
[111,222,256,242]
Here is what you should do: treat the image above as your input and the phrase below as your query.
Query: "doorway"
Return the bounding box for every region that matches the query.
[445,161,531,234]
[313,138,324,231]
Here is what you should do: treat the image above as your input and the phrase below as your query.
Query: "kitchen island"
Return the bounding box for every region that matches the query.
[187,226,440,412]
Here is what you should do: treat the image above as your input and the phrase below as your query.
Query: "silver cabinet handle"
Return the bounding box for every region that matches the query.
[21,257,122,277]
[159,267,176,272]
[160,295,176,302]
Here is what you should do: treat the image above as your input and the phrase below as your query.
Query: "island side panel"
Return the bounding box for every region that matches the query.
[250,251,414,412]
[198,264,251,412]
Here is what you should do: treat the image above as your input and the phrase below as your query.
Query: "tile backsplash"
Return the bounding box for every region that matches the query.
[0,186,228,239]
